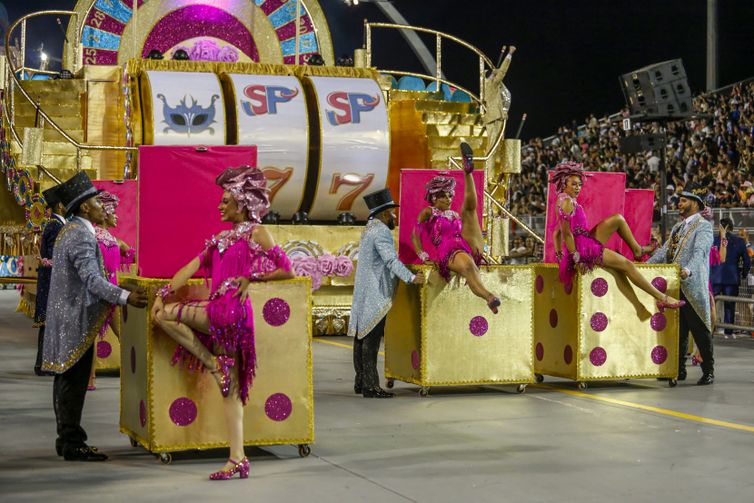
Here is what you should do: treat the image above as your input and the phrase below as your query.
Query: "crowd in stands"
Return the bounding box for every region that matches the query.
[509,80,754,218]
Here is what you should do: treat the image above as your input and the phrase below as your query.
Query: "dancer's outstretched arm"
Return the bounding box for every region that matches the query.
[412,208,432,262]
[151,257,200,319]
[553,227,563,260]
[558,197,577,254]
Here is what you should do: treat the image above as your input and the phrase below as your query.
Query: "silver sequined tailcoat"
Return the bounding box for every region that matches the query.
[42,220,125,373]
[348,219,415,339]
[646,214,713,330]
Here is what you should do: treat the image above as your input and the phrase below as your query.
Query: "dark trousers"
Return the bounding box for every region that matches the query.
[34,326,45,374]
[53,344,94,451]
[353,316,387,391]
[712,284,738,334]
[679,293,714,375]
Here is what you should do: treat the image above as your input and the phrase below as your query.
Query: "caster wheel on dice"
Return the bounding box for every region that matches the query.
[419,387,430,397]
[386,379,394,389]
[129,436,138,448]
[535,373,544,383]
[516,384,527,394]
[298,444,311,458]
[577,382,588,391]
[158,452,172,465]
[668,378,678,388]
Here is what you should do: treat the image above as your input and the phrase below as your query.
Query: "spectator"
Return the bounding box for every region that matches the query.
[510,81,754,217]
[711,218,751,335]
[507,236,529,264]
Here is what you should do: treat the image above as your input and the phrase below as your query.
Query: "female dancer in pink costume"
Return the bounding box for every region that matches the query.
[152,166,293,480]
[412,143,501,313]
[551,161,684,311]
[88,191,135,390]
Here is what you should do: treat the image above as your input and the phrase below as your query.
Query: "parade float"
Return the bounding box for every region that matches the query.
[0,0,679,461]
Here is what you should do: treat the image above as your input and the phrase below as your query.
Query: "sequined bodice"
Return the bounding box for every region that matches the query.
[202,222,279,295]
[425,207,462,246]
[95,227,120,282]
[557,193,589,232]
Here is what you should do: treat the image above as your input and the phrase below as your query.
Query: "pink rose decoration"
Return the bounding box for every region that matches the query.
[292,256,322,291]
[318,254,336,276]
[218,45,239,63]
[190,40,220,61]
[334,255,354,277]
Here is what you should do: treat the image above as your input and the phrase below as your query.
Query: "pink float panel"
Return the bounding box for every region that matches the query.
[398,169,484,265]
[137,146,257,278]
[93,180,137,248]
[618,189,654,259]
[543,171,626,263]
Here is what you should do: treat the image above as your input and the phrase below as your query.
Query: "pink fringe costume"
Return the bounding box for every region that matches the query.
[556,192,605,289]
[418,208,482,282]
[172,221,292,405]
[95,226,121,338]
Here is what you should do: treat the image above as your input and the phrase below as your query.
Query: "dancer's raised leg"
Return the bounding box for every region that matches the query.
[593,214,653,258]
[448,252,499,312]
[155,302,225,388]
[601,249,681,305]
[459,143,484,255]
[604,268,652,321]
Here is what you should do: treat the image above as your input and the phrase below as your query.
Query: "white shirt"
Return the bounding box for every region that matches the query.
[73,216,130,305]
[677,212,701,278]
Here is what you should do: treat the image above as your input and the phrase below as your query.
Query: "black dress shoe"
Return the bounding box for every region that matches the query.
[354,384,362,394]
[63,445,108,461]
[697,373,714,386]
[362,387,394,398]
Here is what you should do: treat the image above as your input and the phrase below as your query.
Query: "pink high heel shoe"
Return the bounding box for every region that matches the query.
[460,142,475,174]
[212,355,236,398]
[656,295,685,313]
[209,457,250,480]
[636,242,658,260]
[487,296,501,314]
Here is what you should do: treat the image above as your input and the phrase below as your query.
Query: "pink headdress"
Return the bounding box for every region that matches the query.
[97,191,120,216]
[216,165,270,223]
[424,175,456,203]
[550,161,591,193]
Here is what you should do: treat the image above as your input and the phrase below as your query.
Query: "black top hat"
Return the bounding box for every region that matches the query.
[42,184,64,209]
[679,182,706,207]
[363,188,399,217]
[60,172,98,215]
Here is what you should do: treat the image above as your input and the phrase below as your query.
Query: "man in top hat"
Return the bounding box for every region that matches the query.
[41,172,148,461]
[348,188,425,398]
[647,182,715,385]
[33,184,68,376]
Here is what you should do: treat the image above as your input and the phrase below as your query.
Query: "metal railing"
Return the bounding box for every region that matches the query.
[3,10,137,172]
[714,294,754,334]
[365,22,493,104]
[365,22,543,247]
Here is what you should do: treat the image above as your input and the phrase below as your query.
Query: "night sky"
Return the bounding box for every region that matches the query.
[3,0,754,139]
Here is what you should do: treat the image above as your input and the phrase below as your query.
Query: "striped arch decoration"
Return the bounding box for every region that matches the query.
[72,0,332,66]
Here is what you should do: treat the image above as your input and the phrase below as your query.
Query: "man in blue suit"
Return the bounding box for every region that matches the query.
[647,183,715,385]
[711,217,750,335]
